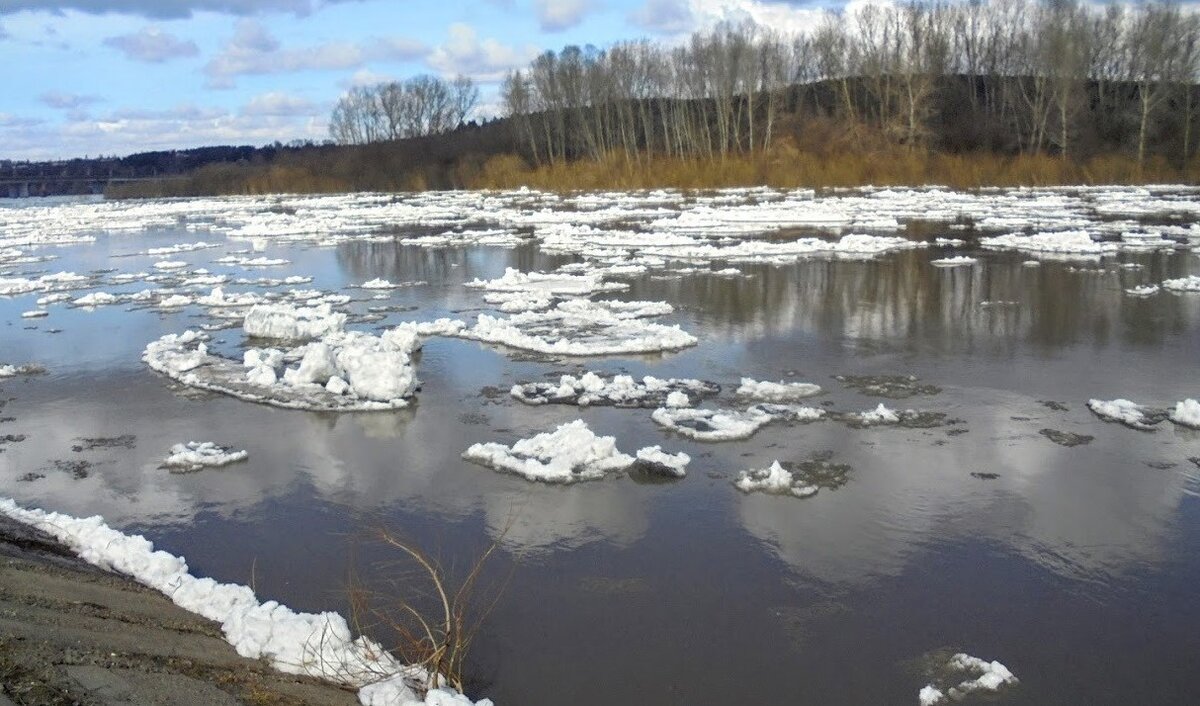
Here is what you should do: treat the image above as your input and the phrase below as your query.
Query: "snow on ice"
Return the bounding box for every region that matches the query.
[161,442,249,472]
[462,420,635,483]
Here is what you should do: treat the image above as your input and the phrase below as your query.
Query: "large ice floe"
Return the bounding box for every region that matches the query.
[510,372,718,408]
[1162,275,1200,292]
[442,299,696,356]
[161,441,249,472]
[918,653,1018,705]
[462,420,636,483]
[0,498,490,706]
[651,404,824,441]
[144,323,426,411]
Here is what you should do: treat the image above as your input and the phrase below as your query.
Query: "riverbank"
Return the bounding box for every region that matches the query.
[0,514,358,706]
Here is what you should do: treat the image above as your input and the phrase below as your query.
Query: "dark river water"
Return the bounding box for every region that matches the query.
[1,214,1198,705]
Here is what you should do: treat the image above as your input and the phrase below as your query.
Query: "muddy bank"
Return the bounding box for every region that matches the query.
[0,515,358,706]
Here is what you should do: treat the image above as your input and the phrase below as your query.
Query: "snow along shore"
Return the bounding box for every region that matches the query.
[0,498,490,706]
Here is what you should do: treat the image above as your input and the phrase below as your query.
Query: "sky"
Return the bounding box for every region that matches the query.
[0,0,841,160]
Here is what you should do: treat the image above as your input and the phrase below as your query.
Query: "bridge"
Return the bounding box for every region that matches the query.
[0,176,172,198]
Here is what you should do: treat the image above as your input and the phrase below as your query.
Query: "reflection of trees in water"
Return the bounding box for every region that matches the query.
[638,251,1197,352]
[333,242,574,285]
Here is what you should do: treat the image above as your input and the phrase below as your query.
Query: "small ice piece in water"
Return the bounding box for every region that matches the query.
[0,363,45,378]
[734,461,817,498]
[21,310,48,318]
[161,442,248,472]
[665,390,690,408]
[466,267,627,296]
[1087,398,1161,431]
[1125,284,1160,297]
[736,378,822,401]
[154,260,189,270]
[359,278,401,289]
[634,446,690,477]
[243,303,347,340]
[1169,399,1200,429]
[919,653,1018,704]
[930,256,977,267]
[1162,275,1200,292]
[74,291,120,307]
[462,420,634,483]
[157,294,193,308]
[857,403,901,425]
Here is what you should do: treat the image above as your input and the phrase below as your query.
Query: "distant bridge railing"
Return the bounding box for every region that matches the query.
[0,176,183,198]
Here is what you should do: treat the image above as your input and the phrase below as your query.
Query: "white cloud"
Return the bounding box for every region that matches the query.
[630,0,694,34]
[241,91,320,117]
[103,26,200,62]
[39,91,102,110]
[427,22,538,82]
[204,20,426,88]
[0,0,362,20]
[533,0,595,32]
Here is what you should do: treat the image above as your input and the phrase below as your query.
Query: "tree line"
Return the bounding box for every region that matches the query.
[329,75,480,145]
[496,0,1200,168]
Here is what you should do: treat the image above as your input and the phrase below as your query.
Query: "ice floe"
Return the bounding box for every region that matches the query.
[462,420,635,483]
[1162,275,1200,292]
[919,653,1018,705]
[466,267,627,296]
[161,442,249,472]
[736,378,822,401]
[734,461,818,498]
[243,303,348,341]
[445,299,696,356]
[1169,399,1200,429]
[144,326,424,411]
[652,404,824,441]
[633,446,690,478]
[511,372,718,408]
[0,363,45,378]
[0,498,491,706]
[1087,398,1165,431]
[930,256,978,267]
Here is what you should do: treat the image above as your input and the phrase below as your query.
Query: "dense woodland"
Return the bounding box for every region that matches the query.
[37,0,1200,197]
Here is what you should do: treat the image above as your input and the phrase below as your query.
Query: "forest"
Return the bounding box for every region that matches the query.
[104,0,1200,197]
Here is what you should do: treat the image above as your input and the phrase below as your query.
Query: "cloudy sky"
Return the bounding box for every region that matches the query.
[0,0,836,160]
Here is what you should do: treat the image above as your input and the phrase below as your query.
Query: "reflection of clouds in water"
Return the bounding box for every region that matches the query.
[735,388,1190,586]
[0,369,653,555]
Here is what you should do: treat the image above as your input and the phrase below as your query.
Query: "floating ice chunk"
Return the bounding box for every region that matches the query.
[0,363,45,378]
[36,292,72,305]
[244,303,347,341]
[1169,399,1200,429]
[980,229,1117,255]
[736,378,822,401]
[462,420,634,483]
[634,446,690,477]
[934,238,965,247]
[466,267,628,296]
[451,300,696,356]
[215,255,289,267]
[144,241,217,256]
[483,291,553,313]
[511,372,718,408]
[1087,398,1161,431]
[359,278,404,289]
[918,685,945,706]
[144,328,421,411]
[652,404,823,441]
[856,403,901,425]
[1125,284,1160,297]
[162,442,248,472]
[930,256,977,267]
[665,390,690,408]
[1162,275,1200,292]
[0,499,489,704]
[154,260,189,270]
[734,461,817,498]
[919,653,1018,704]
[157,294,193,308]
[21,310,48,318]
[73,291,120,307]
[197,287,264,308]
